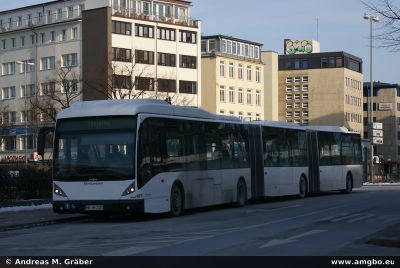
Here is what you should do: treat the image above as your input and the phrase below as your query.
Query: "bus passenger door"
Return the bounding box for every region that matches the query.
[307,131,320,193]
[249,125,264,198]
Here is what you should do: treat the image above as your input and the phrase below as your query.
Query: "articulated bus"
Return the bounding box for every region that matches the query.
[39,99,363,216]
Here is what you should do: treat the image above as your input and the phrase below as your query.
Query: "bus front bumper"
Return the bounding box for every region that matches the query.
[52,200,144,215]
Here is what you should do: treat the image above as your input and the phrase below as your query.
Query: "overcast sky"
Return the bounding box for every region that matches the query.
[1,0,399,83]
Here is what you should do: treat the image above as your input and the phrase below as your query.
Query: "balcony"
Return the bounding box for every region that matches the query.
[0,9,82,34]
[112,9,199,28]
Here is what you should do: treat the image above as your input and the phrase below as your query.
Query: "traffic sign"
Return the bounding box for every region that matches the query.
[373,137,383,145]
[373,130,383,137]
[373,122,383,130]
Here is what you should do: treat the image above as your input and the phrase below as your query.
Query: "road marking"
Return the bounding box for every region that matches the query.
[318,213,350,222]
[103,246,159,256]
[260,229,325,248]
[330,213,362,222]
[346,214,375,223]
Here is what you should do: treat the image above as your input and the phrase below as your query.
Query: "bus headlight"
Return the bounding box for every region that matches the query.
[122,182,136,196]
[54,183,68,197]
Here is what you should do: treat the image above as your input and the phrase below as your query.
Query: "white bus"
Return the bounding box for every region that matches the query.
[38,99,363,216]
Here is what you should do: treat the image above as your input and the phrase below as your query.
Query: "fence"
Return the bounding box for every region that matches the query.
[0,163,52,202]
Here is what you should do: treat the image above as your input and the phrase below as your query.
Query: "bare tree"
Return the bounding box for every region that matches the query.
[363,0,400,51]
[30,62,82,122]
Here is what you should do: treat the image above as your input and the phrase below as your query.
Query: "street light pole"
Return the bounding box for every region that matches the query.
[363,13,379,183]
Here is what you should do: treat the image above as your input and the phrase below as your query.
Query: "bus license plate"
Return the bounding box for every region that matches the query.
[85,205,104,211]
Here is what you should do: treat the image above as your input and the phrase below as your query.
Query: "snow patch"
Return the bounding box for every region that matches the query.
[0,204,51,213]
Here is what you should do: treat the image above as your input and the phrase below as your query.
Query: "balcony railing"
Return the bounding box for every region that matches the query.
[0,9,82,34]
[112,9,199,28]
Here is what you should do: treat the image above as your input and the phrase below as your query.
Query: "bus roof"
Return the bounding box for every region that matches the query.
[57,99,241,122]
[304,125,356,134]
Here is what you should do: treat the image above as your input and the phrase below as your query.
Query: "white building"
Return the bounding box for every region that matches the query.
[0,0,201,162]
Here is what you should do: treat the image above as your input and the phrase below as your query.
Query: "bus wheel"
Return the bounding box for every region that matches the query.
[299,177,307,198]
[342,174,353,194]
[236,179,247,207]
[170,184,184,217]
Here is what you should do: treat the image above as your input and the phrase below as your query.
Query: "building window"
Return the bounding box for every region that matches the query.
[286,111,293,117]
[294,94,301,100]
[238,64,243,80]
[219,61,225,77]
[286,85,293,92]
[294,111,301,118]
[68,6,74,18]
[112,47,132,62]
[220,86,225,102]
[220,110,225,114]
[229,87,234,103]
[302,84,309,91]
[286,94,293,100]
[112,20,132,35]
[238,88,243,104]
[303,93,309,100]
[40,82,55,95]
[11,38,15,48]
[2,62,15,76]
[158,52,176,67]
[303,111,309,117]
[229,62,234,78]
[294,76,301,83]
[179,55,196,69]
[247,65,252,81]
[247,113,252,121]
[157,27,175,41]
[179,80,197,94]
[227,40,232,54]
[40,33,46,44]
[286,77,293,83]
[113,75,132,89]
[2,86,16,99]
[247,89,252,105]
[294,102,301,109]
[294,85,301,91]
[256,90,261,106]
[72,27,78,39]
[256,67,260,83]
[20,36,25,47]
[179,30,196,43]
[135,77,154,91]
[302,76,309,82]
[62,79,79,93]
[286,103,293,109]
[21,84,35,97]
[2,39,6,50]
[135,50,154,65]
[57,8,63,20]
[255,47,260,60]
[238,112,243,120]
[40,56,55,70]
[19,59,35,73]
[61,29,67,41]
[135,24,154,38]
[61,53,78,67]
[158,78,176,93]
[51,31,56,42]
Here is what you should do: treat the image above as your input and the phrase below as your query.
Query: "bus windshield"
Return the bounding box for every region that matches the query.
[54,117,136,181]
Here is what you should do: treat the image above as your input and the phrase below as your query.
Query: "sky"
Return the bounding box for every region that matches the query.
[1,0,399,84]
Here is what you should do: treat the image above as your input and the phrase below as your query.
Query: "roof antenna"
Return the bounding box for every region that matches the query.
[316,18,319,41]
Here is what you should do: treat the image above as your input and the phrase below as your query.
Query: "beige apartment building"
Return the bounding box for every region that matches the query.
[363,82,400,161]
[201,35,265,121]
[278,51,364,135]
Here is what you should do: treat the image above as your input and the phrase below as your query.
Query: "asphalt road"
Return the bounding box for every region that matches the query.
[1,186,400,256]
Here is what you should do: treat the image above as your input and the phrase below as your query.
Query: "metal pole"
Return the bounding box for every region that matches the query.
[369,19,374,183]
[24,62,28,167]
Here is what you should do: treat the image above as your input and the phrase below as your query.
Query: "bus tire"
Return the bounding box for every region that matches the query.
[236,179,247,207]
[342,174,353,194]
[299,176,307,198]
[170,183,184,217]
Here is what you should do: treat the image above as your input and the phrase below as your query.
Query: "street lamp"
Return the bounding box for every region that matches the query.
[16,60,35,166]
[363,13,379,183]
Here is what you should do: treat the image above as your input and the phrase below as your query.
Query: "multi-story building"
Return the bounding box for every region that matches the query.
[363,82,400,161]
[278,40,363,135]
[201,35,264,121]
[0,0,201,162]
